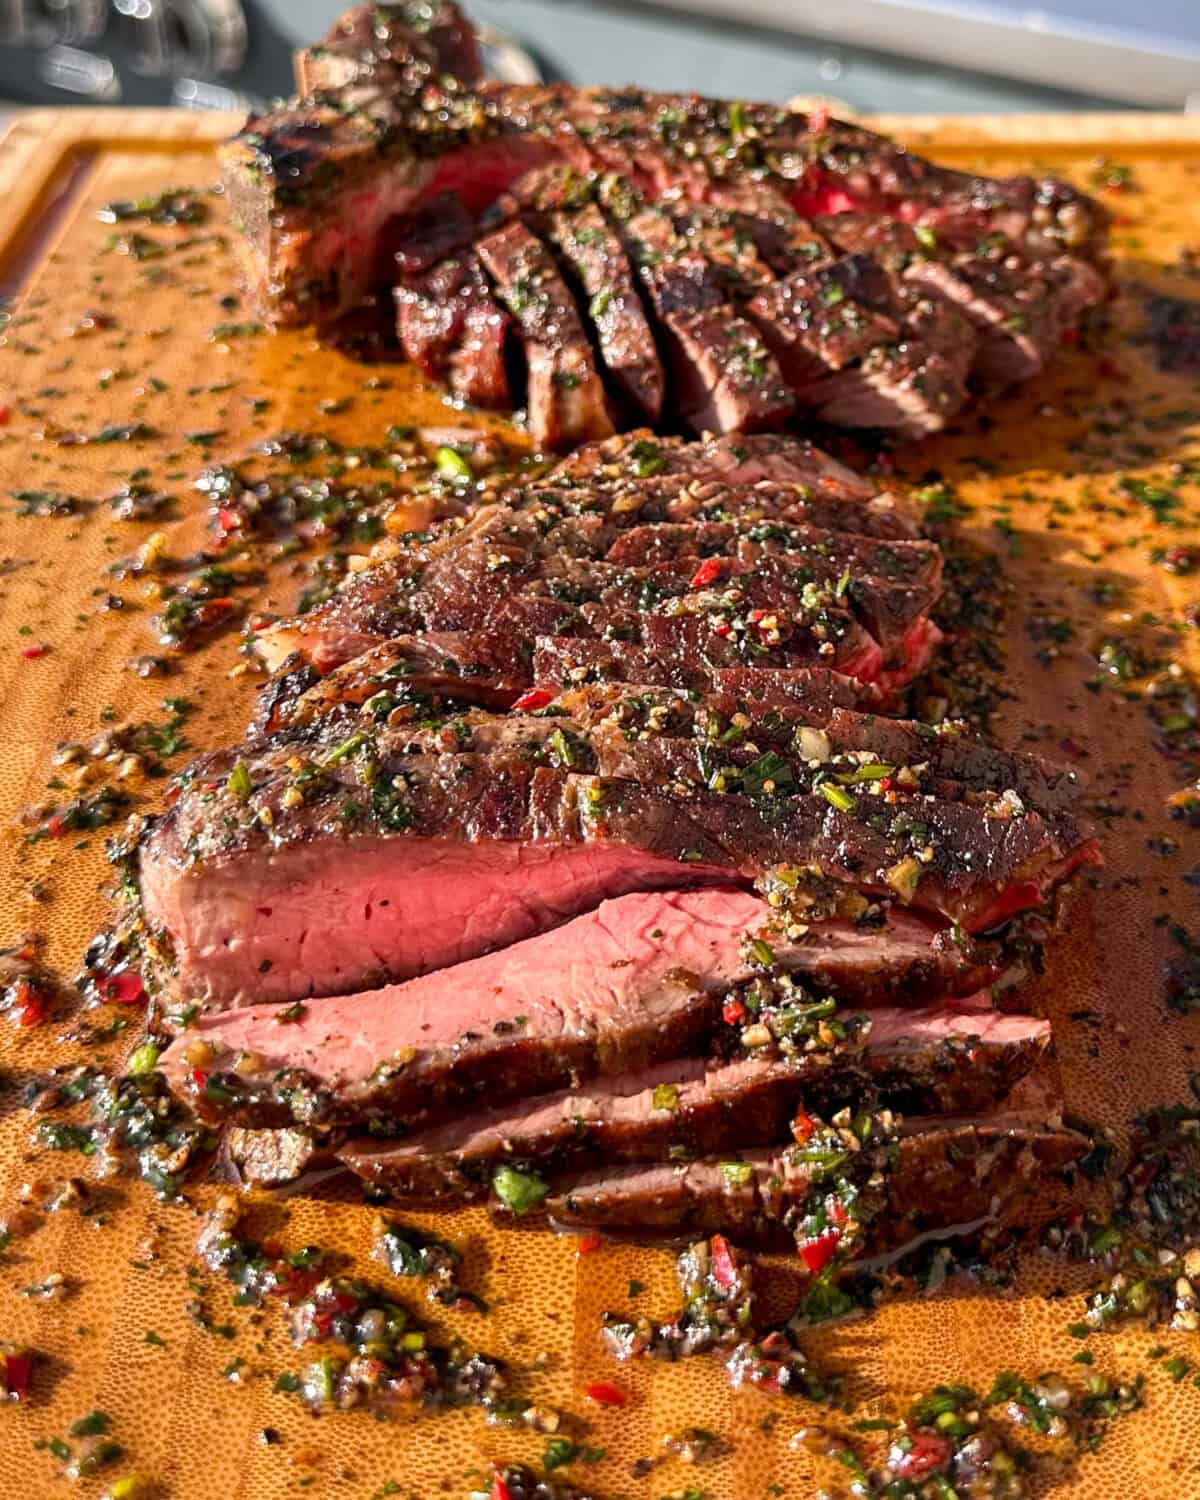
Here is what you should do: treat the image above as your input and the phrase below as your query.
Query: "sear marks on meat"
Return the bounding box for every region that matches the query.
[336,1006,1051,1203]
[474,218,615,448]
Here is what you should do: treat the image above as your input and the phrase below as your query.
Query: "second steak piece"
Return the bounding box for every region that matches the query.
[475,219,614,449]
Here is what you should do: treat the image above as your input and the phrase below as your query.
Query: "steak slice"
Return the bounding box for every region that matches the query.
[747,253,973,437]
[138,755,731,1009]
[157,887,800,1127]
[337,1006,1051,1202]
[140,727,1098,1007]
[546,429,877,498]
[543,1109,1086,1248]
[546,683,1086,815]
[254,574,583,676]
[531,636,879,705]
[474,219,615,449]
[615,206,794,433]
[703,183,834,276]
[251,504,930,682]
[297,3,482,93]
[547,204,665,421]
[604,520,942,591]
[907,250,1105,387]
[394,252,512,408]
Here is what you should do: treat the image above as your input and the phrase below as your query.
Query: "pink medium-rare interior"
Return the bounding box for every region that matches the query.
[160,886,773,1082]
[142,837,736,1008]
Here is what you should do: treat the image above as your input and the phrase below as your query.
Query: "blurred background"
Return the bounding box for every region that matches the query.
[0,0,1196,114]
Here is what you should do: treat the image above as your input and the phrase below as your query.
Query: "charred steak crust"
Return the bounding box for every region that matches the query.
[540,1115,1087,1249]
[335,1008,1052,1203]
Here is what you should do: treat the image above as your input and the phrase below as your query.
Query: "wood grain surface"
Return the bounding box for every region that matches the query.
[0,108,1197,1500]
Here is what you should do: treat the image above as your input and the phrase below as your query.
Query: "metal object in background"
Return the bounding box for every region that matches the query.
[109,0,247,78]
[646,0,1200,110]
[0,0,1141,112]
[0,0,541,107]
[0,0,291,106]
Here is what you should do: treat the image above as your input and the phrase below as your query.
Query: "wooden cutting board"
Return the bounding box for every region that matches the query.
[0,105,1198,1500]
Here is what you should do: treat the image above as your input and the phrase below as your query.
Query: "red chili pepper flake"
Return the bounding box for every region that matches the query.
[893,1432,953,1478]
[712,620,732,638]
[584,1379,628,1407]
[0,405,11,427]
[45,813,65,839]
[14,978,46,1028]
[799,1228,840,1275]
[489,1474,513,1500]
[100,969,145,1005]
[709,1234,738,1289]
[791,1108,815,1144]
[722,996,747,1025]
[20,644,49,659]
[576,1233,603,1257]
[191,1069,209,1091]
[1,1349,34,1400]
[511,688,552,712]
[689,557,723,589]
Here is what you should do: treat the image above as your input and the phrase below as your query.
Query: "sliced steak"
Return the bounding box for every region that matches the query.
[604,519,942,591]
[394,252,512,408]
[704,183,834,276]
[615,205,794,434]
[543,1110,1086,1247]
[907,250,1105,387]
[531,636,880,704]
[158,887,800,1127]
[139,723,1098,1008]
[338,1006,1051,1202]
[547,683,1085,815]
[546,204,665,421]
[139,756,731,1009]
[251,504,929,683]
[474,219,615,449]
[546,429,877,498]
